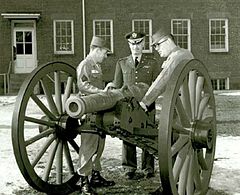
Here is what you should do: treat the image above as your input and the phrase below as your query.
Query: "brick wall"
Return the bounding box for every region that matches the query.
[1,0,240,91]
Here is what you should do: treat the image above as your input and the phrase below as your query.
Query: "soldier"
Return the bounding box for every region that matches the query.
[107,31,160,179]
[139,28,194,195]
[75,36,115,195]
[139,28,194,111]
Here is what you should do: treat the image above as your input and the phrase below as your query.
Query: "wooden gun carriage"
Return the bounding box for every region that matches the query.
[12,59,216,195]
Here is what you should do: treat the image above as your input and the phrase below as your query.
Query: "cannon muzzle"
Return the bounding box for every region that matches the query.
[65,90,124,118]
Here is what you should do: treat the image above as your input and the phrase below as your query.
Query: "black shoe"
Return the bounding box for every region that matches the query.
[125,171,135,179]
[149,186,163,195]
[75,175,98,195]
[146,171,154,179]
[90,170,115,187]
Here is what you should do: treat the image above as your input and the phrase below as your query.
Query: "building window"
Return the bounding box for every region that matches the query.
[211,78,229,90]
[93,20,113,53]
[171,19,191,50]
[132,19,152,53]
[209,19,228,52]
[53,20,74,54]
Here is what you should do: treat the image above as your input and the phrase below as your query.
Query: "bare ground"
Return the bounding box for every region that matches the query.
[1,91,240,195]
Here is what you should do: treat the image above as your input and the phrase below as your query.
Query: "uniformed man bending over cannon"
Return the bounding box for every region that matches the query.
[139,28,194,195]
[73,36,115,195]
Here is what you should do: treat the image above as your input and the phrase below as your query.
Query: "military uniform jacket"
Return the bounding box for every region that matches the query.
[76,55,104,95]
[113,54,160,88]
[142,46,194,106]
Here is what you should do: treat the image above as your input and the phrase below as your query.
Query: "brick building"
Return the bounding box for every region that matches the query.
[0,0,239,94]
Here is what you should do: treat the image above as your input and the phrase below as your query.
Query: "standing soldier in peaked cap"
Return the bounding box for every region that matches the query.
[106,31,160,179]
[75,36,115,195]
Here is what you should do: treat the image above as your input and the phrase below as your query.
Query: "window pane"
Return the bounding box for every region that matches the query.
[67,27,72,35]
[25,43,32,54]
[16,32,23,42]
[16,43,24,54]
[219,79,226,90]
[25,31,32,42]
[211,79,218,90]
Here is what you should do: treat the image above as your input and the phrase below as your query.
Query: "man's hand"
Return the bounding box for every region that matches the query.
[103,82,116,92]
[139,101,148,112]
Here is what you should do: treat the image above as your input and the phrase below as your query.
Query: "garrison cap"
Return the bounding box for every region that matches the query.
[151,28,170,46]
[125,31,146,40]
[90,36,110,52]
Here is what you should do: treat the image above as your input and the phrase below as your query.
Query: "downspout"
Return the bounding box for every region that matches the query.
[82,0,86,58]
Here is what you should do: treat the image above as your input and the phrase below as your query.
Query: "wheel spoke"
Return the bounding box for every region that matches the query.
[171,135,189,157]
[31,94,57,121]
[197,94,210,120]
[41,77,59,116]
[178,145,191,195]
[173,142,190,182]
[186,148,194,195]
[31,134,56,167]
[63,141,75,174]
[25,128,55,146]
[195,76,204,118]
[197,149,208,170]
[193,151,202,191]
[180,77,191,119]
[172,123,191,135]
[175,96,190,127]
[54,71,63,114]
[42,139,59,182]
[63,76,73,112]
[56,139,63,184]
[25,116,56,127]
[68,139,80,153]
[188,70,197,120]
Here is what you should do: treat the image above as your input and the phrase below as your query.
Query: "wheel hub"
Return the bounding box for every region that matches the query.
[191,120,213,149]
[55,115,79,140]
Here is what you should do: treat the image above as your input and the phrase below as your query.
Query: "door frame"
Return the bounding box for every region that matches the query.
[11,20,37,73]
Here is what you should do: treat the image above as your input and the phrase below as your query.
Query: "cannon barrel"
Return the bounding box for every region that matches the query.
[65,83,149,118]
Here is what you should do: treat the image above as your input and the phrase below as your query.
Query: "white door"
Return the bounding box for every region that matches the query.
[13,27,37,73]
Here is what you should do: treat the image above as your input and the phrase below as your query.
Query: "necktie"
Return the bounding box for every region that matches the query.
[135,57,139,67]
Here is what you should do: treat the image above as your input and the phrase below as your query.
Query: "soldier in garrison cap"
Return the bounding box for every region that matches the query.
[139,28,194,113]
[138,26,195,195]
[75,36,115,195]
[106,31,160,179]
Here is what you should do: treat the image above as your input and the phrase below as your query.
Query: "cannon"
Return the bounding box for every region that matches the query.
[12,59,216,195]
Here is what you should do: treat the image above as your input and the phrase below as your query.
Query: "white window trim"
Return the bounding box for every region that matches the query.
[209,18,229,53]
[132,19,152,53]
[171,19,191,51]
[93,19,114,53]
[53,20,74,55]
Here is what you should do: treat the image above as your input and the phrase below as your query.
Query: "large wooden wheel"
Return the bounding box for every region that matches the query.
[158,59,216,195]
[12,62,80,194]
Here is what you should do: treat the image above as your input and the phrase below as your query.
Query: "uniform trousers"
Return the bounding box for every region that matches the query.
[77,132,105,176]
[122,141,154,173]
[122,103,156,173]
